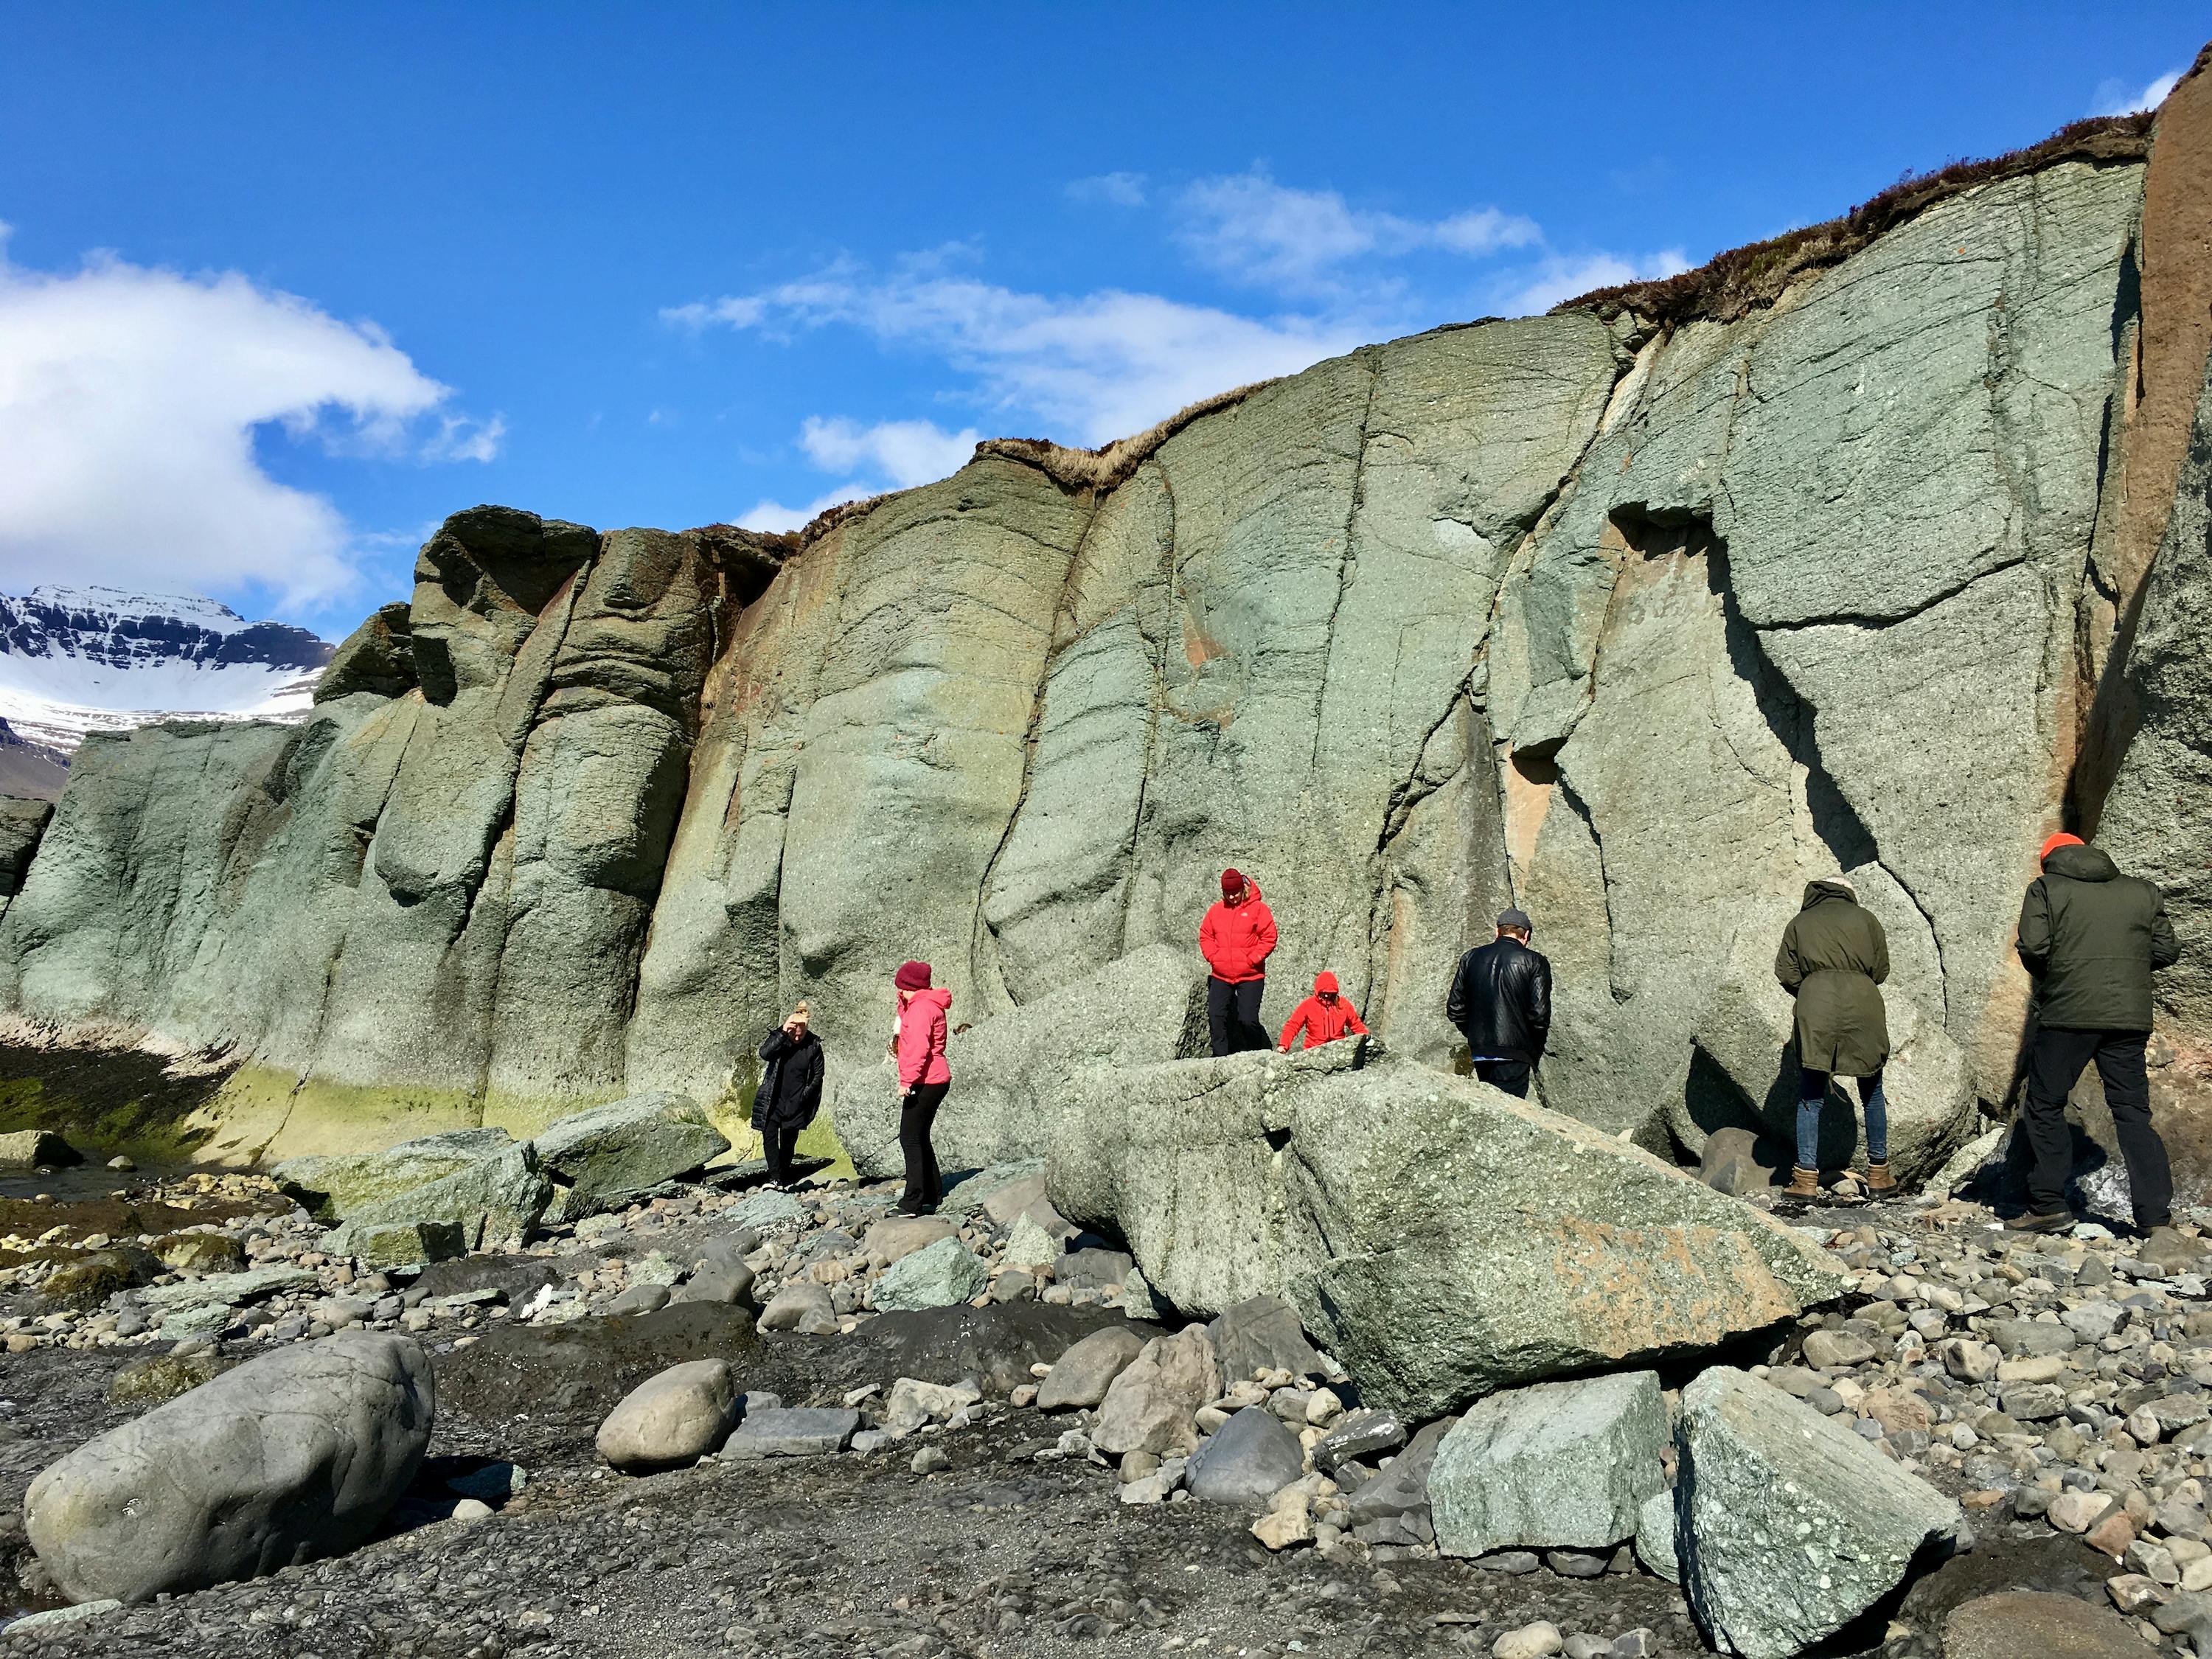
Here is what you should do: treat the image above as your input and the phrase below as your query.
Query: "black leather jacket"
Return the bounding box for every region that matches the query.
[1447,937,1552,1063]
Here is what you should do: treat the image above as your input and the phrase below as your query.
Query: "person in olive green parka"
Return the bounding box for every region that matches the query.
[2009,832,2182,1237]
[1775,876,1893,1197]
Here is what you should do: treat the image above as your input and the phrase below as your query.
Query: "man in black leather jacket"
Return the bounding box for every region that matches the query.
[1447,908,1552,1098]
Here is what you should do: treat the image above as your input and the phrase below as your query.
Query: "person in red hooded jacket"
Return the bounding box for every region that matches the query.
[1200,869,1277,1056]
[1279,970,1367,1051]
[892,959,952,1215]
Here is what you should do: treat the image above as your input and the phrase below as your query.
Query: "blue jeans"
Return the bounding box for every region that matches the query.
[1797,1067,1888,1169]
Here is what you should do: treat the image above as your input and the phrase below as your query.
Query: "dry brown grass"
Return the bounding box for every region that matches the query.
[1555,111,2157,326]
[975,379,1280,492]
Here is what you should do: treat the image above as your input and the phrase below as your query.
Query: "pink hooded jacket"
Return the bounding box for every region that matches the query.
[897,987,953,1091]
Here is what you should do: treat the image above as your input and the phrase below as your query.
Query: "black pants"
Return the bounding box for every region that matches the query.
[1474,1060,1531,1099]
[900,1080,947,1206]
[1207,976,1267,1057]
[762,1121,801,1185]
[2023,1027,2168,1225]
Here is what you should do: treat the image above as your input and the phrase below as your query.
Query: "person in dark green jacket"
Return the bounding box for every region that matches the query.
[1775,877,1892,1198]
[2009,832,2182,1237]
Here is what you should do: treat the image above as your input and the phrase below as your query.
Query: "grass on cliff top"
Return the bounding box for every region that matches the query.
[1557,110,2157,326]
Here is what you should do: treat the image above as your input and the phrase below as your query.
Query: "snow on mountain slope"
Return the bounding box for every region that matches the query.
[0,586,333,757]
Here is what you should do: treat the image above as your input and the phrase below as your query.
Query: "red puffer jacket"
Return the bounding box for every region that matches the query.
[1200,883,1278,984]
[897,987,953,1091]
[1279,976,1368,1051]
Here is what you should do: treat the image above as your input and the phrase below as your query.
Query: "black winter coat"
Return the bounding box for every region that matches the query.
[1447,937,1552,1063]
[2017,843,2180,1032]
[752,1029,824,1133]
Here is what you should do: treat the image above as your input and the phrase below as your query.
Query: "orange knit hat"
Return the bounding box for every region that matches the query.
[2040,832,2085,864]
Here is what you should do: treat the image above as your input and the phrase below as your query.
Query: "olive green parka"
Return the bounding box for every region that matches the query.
[1775,880,1891,1077]
[2016,841,2180,1031]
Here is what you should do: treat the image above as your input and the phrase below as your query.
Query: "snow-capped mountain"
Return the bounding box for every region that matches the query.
[0,585,334,765]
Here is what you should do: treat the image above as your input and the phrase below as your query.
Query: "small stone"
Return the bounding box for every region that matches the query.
[1251,1486,1313,1551]
[1037,1327,1147,1412]
[595,1359,740,1473]
[1802,1330,1877,1368]
[451,1498,493,1523]
[2107,1573,2167,1615]
[1491,1621,1563,1659]
[910,1446,950,1475]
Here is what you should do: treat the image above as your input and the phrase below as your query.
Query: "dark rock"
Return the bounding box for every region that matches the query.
[1315,1407,1411,1475]
[1185,1408,1305,1509]
[1348,1416,1456,1545]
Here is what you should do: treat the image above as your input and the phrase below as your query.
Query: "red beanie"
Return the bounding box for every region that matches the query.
[1314,970,1339,994]
[2040,832,2085,865]
[893,960,931,991]
[1220,868,1244,896]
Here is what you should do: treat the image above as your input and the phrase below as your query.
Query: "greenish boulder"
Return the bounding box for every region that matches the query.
[107,1352,223,1407]
[272,1127,517,1221]
[138,1265,319,1337]
[1676,1366,1961,1659]
[41,1245,158,1310]
[326,1141,549,1249]
[529,1092,727,1225]
[872,1236,989,1312]
[324,1217,466,1268]
[1430,1371,1668,1557]
[1048,1044,1846,1418]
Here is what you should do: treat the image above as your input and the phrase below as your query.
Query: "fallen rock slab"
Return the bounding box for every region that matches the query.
[1347,1416,1455,1546]
[25,1331,433,1603]
[271,1127,515,1220]
[325,1141,550,1252]
[1676,1366,1961,1659]
[137,1266,319,1337]
[1208,1294,1325,1383]
[1431,1371,1668,1557]
[532,1092,728,1225]
[595,1359,740,1472]
[723,1407,859,1458]
[1048,1046,1847,1416]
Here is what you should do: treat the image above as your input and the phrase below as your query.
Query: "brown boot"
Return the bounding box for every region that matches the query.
[1784,1166,1820,1200]
[1864,1159,1896,1195]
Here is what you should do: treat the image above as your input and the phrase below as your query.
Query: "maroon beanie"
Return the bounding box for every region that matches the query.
[1220,868,1244,897]
[894,960,932,991]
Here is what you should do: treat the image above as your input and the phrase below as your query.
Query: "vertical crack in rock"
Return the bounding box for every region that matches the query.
[1556,773,1627,1007]
[1308,353,1383,778]
[968,492,1107,1006]
[1115,462,1183,958]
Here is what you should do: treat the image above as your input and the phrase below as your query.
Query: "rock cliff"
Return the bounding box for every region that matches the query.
[4,80,2211,1189]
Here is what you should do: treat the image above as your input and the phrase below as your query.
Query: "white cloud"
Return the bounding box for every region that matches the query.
[2095,68,2184,116]
[799,415,980,487]
[1497,248,1691,318]
[667,264,1358,445]
[0,227,492,610]
[737,480,883,535]
[1174,170,1540,295]
[1068,172,1148,207]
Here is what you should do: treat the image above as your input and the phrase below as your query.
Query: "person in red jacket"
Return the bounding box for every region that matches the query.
[1279,970,1367,1051]
[1200,868,1277,1056]
[892,959,952,1215]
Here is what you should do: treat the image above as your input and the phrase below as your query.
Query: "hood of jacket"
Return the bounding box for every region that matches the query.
[2044,843,2119,883]
[904,986,953,1015]
[1801,879,1859,910]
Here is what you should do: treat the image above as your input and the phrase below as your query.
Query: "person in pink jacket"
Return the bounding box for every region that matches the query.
[893,959,952,1215]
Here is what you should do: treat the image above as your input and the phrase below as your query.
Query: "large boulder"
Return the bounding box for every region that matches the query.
[324,1140,549,1253]
[1430,1371,1668,1557]
[594,1359,740,1472]
[271,1127,517,1220]
[1676,1366,1961,1659]
[530,1092,728,1224]
[0,1128,77,1169]
[1048,1044,1846,1416]
[832,943,1209,1177]
[24,1332,432,1603]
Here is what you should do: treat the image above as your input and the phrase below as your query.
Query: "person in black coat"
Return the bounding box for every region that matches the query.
[1446,908,1553,1099]
[752,1002,824,1189]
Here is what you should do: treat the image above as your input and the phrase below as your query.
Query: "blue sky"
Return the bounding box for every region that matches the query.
[0,4,2203,640]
